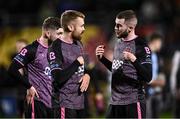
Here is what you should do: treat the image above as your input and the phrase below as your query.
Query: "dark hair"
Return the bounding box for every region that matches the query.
[116,10,137,21]
[61,10,85,32]
[42,17,61,30]
[149,33,163,42]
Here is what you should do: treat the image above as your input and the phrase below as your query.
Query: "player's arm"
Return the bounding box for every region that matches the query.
[8,45,33,89]
[96,45,112,71]
[133,45,152,83]
[48,40,83,87]
[99,56,112,71]
[123,45,152,83]
[78,61,91,92]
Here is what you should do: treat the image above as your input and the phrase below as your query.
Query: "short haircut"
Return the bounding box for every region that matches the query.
[42,17,61,30]
[149,33,163,42]
[61,10,85,32]
[16,39,28,44]
[116,10,137,21]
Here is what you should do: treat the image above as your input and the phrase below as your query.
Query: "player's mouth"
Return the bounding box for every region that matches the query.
[115,31,121,36]
[81,31,84,35]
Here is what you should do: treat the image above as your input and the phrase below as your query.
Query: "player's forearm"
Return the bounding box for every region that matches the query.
[99,56,112,71]
[132,60,152,83]
[8,61,31,89]
[51,60,81,86]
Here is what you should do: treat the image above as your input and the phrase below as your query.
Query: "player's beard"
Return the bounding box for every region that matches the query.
[45,34,54,46]
[48,38,53,46]
[72,31,83,41]
[117,29,129,39]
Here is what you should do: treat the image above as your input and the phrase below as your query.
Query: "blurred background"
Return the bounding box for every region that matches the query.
[0,0,179,118]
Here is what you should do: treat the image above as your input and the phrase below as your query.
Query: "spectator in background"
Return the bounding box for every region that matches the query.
[11,39,28,60]
[0,39,28,118]
[170,49,180,118]
[15,40,28,53]
[146,33,166,118]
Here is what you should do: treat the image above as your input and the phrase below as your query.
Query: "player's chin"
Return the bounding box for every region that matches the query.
[76,36,82,41]
[78,35,83,40]
[115,32,120,37]
[116,34,121,38]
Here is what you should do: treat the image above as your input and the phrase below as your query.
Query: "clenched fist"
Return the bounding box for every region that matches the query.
[96,45,105,59]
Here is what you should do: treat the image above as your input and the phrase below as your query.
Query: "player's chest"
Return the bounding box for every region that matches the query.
[61,44,83,63]
[33,46,49,69]
[114,41,136,60]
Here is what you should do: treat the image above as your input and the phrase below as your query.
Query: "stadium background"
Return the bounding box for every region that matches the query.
[0,0,179,118]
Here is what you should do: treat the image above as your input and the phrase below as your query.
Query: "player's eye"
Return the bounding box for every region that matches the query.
[57,32,63,35]
[116,24,122,28]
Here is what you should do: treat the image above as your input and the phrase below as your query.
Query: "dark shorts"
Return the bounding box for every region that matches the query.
[106,102,146,118]
[24,100,53,118]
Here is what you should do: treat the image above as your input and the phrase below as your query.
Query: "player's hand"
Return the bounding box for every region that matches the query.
[26,86,39,104]
[79,74,90,92]
[26,91,31,104]
[96,45,105,59]
[123,51,137,62]
[77,56,84,65]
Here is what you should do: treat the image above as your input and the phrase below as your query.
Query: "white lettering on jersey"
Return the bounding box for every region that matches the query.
[44,66,51,78]
[75,65,84,76]
[112,59,124,70]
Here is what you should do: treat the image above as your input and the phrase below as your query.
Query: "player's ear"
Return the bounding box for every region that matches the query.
[127,27,133,33]
[67,24,74,32]
[47,31,51,37]
[44,30,51,39]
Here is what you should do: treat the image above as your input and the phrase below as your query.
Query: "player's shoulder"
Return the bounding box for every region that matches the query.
[25,40,39,49]
[49,39,62,53]
[52,39,62,47]
[135,37,151,55]
[135,36,148,46]
[74,40,83,47]
[22,40,39,54]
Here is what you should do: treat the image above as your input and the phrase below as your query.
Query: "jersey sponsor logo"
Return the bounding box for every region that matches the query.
[20,48,28,56]
[112,59,124,70]
[144,47,151,54]
[44,66,51,78]
[49,52,56,60]
[75,65,84,76]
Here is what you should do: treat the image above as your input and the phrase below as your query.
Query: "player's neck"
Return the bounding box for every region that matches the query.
[38,36,48,48]
[61,32,73,44]
[123,31,137,41]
